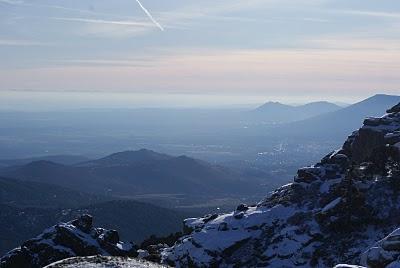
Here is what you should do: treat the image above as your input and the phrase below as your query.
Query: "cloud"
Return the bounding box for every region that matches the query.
[336,10,400,19]
[51,17,153,27]
[0,39,50,46]
[0,0,23,4]
[2,47,400,98]
[49,17,162,38]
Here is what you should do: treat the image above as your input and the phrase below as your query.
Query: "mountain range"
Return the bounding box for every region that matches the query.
[0,155,90,168]
[278,94,400,139]
[0,176,107,208]
[251,101,342,123]
[0,149,264,256]
[0,190,191,256]
[0,149,261,199]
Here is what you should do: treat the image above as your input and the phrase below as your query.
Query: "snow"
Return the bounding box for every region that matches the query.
[320,178,342,193]
[321,197,342,213]
[334,265,365,268]
[137,249,150,259]
[44,256,164,268]
[117,242,134,251]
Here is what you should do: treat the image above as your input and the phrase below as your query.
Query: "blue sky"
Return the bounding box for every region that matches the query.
[0,0,400,106]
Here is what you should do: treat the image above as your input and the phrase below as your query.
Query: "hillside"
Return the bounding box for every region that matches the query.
[157,101,400,267]
[279,94,400,139]
[251,101,341,123]
[0,177,106,208]
[0,155,90,168]
[0,199,191,256]
[0,150,260,198]
[0,215,138,268]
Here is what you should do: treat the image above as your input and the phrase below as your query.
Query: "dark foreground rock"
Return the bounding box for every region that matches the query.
[0,215,137,268]
[44,255,165,268]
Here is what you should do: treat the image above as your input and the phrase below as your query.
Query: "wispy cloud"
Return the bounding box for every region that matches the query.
[0,0,23,4]
[336,10,400,19]
[49,17,161,38]
[51,17,153,27]
[0,39,50,46]
[135,0,164,31]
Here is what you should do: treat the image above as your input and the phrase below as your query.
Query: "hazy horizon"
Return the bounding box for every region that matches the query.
[0,90,396,111]
[1,0,399,103]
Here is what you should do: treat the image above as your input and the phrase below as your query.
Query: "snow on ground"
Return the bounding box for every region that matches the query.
[44,256,165,268]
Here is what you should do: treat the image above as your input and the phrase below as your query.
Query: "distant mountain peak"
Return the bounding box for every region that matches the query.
[359,93,400,104]
[23,160,65,169]
[252,100,341,123]
[255,101,290,110]
[77,149,172,167]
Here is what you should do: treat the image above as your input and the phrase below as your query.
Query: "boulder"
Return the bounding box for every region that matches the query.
[387,102,400,113]
[0,215,137,268]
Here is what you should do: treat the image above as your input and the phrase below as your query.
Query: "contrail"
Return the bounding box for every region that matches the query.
[135,0,164,31]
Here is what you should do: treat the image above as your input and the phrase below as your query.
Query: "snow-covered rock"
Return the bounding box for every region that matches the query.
[160,102,400,267]
[0,215,137,268]
[43,256,164,268]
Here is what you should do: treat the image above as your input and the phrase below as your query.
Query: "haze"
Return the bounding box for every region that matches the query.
[1,0,400,108]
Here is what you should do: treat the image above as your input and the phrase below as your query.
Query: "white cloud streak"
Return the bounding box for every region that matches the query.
[135,0,164,31]
[0,39,50,46]
[51,17,153,27]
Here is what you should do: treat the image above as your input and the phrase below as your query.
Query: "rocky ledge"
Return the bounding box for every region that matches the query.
[0,215,137,268]
[44,255,165,268]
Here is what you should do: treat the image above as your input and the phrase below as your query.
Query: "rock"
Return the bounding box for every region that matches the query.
[348,128,386,163]
[70,214,93,233]
[0,215,137,268]
[234,212,244,219]
[236,204,249,212]
[295,167,321,183]
[43,256,164,268]
[387,102,400,113]
[137,249,150,259]
[99,230,120,245]
[218,222,229,231]
[385,131,400,145]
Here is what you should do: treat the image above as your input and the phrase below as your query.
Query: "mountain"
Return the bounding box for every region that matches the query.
[153,101,400,267]
[64,200,190,244]
[76,149,171,167]
[0,200,191,256]
[0,150,260,198]
[281,94,400,139]
[0,204,61,257]
[0,155,90,168]
[0,177,106,208]
[251,101,341,123]
[0,215,138,268]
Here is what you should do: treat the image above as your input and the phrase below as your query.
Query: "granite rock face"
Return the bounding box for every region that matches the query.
[43,256,165,268]
[0,215,137,268]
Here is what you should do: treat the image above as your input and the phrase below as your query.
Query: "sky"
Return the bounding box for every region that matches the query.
[0,0,400,107]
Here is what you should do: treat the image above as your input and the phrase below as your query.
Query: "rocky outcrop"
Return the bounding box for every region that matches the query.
[0,215,137,268]
[363,228,400,268]
[160,102,400,267]
[43,256,164,268]
[335,227,400,268]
